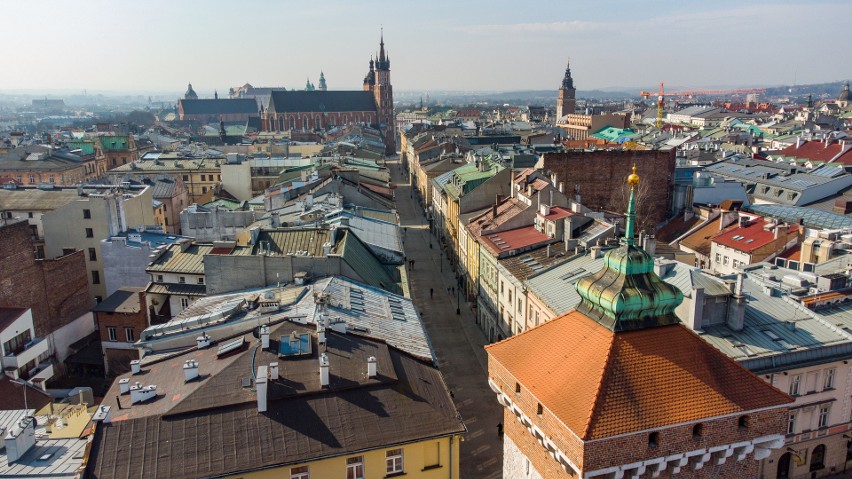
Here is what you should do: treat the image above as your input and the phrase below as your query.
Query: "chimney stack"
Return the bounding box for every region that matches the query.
[256,365,268,413]
[269,362,279,380]
[260,325,270,349]
[118,378,130,394]
[317,313,327,345]
[320,352,330,387]
[183,359,199,382]
[130,360,141,375]
[367,356,377,378]
[92,405,112,424]
[4,416,36,464]
[196,333,211,349]
[129,382,157,404]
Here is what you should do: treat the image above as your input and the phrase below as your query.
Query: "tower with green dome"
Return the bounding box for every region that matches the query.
[575,165,684,331]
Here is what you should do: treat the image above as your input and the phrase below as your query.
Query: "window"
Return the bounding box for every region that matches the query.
[648,432,659,448]
[95,296,102,303]
[3,330,32,356]
[182,175,188,182]
[200,175,206,181]
[537,403,543,417]
[197,277,205,285]
[290,465,309,479]
[723,256,730,266]
[49,175,54,183]
[788,412,797,434]
[810,444,826,472]
[29,175,35,184]
[790,374,801,396]
[27,212,33,218]
[738,415,749,430]
[107,327,117,342]
[179,276,186,284]
[91,270,100,284]
[217,175,221,181]
[824,368,836,390]
[692,423,703,438]
[125,327,135,342]
[346,456,364,479]
[715,253,721,263]
[818,406,830,428]
[156,274,164,282]
[386,448,403,475]
[88,247,97,261]
[202,186,207,193]
[180,298,190,309]
[515,382,521,396]
[85,227,94,238]
[535,311,540,326]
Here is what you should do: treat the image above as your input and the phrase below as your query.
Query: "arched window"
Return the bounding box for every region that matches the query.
[738,415,749,430]
[303,117,309,130]
[648,432,659,448]
[776,452,791,479]
[315,116,321,130]
[692,423,702,438]
[810,444,826,472]
[289,117,295,130]
[278,116,284,131]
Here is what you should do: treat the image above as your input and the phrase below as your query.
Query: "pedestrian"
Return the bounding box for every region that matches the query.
[411,259,415,269]
[497,422,503,437]
[430,288,434,299]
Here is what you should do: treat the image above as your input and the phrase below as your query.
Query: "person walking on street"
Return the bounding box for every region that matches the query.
[430,288,434,299]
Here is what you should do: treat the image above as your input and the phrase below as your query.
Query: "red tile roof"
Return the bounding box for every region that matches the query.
[542,206,573,221]
[479,225,552,256]
[712,217,798,253]
[486,310,793,440]
[833,149,852,166]
[777,244,801,261]
[777,140,848,163]
[465,198,527,237]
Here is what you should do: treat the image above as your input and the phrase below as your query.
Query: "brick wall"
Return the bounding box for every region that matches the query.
[489,349,788,478]
[0,221,90,336]
[541,149,676,230]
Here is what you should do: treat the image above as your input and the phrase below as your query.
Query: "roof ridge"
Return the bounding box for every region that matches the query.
[582,330,616,439]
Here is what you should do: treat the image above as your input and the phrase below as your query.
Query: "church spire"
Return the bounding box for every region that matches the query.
[574,165,684,332]
[379,27,386,63]
[561,61,574,90]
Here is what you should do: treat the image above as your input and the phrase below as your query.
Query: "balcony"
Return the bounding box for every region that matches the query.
[2,337,48,370]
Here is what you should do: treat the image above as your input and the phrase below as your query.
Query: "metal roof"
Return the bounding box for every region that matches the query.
[146,243,213,274]
[746,204,852,230]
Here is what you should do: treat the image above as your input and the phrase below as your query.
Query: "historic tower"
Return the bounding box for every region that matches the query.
[369,31,395,154]
[555,62,576,121]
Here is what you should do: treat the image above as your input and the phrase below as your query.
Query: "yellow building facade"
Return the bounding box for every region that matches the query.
[235,436,461,479]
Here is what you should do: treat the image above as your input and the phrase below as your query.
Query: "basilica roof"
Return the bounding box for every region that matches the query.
[268,91,377,114]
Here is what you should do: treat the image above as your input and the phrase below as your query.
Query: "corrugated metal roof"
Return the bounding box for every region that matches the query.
[145,282,207,297]
[335,231,401,295]
[147,243,212,274]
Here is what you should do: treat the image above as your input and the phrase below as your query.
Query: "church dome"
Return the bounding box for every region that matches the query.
[184,82,198,100]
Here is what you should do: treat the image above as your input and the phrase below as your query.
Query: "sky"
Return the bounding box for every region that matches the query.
[2,0,850,95]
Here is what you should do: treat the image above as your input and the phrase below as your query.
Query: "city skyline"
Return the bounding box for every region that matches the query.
[2,0,850,94]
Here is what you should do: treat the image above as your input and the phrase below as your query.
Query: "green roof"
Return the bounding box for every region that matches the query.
[336,231,401,295]
[98,136,131,151]
[442,161,503,200]
[66,140,96,155]
[590,127,635,143]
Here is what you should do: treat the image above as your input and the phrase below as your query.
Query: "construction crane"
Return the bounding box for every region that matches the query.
[640,83,767,129]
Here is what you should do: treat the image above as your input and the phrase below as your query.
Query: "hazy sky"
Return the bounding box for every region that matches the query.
[2,0,850,95]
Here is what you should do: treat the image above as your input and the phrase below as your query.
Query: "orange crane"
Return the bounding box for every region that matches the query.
[640,83,767,129]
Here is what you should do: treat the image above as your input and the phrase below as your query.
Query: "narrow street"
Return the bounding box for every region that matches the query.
[390,158,503,479]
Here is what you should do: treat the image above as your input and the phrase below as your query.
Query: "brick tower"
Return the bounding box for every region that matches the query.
[555,62,576,121]
[486,167,792,478]
[365,31,395,155]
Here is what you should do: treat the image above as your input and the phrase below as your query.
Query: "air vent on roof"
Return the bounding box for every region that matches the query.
[216,336,245,357]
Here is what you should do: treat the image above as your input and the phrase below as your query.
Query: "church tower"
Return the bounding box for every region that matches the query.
[556,62,576,121]
[372,31,395,154]
[318,71,327,92]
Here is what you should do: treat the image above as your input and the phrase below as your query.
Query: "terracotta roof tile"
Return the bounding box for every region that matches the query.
[479,225,552,256]
[778,140,845,163]
[487,310,792,440]
[712,217,798,253]
[679,220,736,256]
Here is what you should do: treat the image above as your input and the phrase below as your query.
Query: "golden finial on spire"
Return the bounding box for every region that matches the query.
[627,164,640,186]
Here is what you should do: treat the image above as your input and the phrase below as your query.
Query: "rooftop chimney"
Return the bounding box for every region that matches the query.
[260,325,270,349]
[183,359,199,382]
[590,245,603,259]
[320,352,330,387]
[118,378,130,394]
[256,365,268,413]
[130,360,141,375]
[196,333,211,349]
[4,416,36,464]
[269,362,279,380]
[367,356,377,378]
[129,382,157,404]
[92,405,112,424]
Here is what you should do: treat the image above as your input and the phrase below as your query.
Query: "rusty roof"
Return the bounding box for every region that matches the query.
[486,310,792,440]
[479,225,552,257]
[678,219,737,257]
